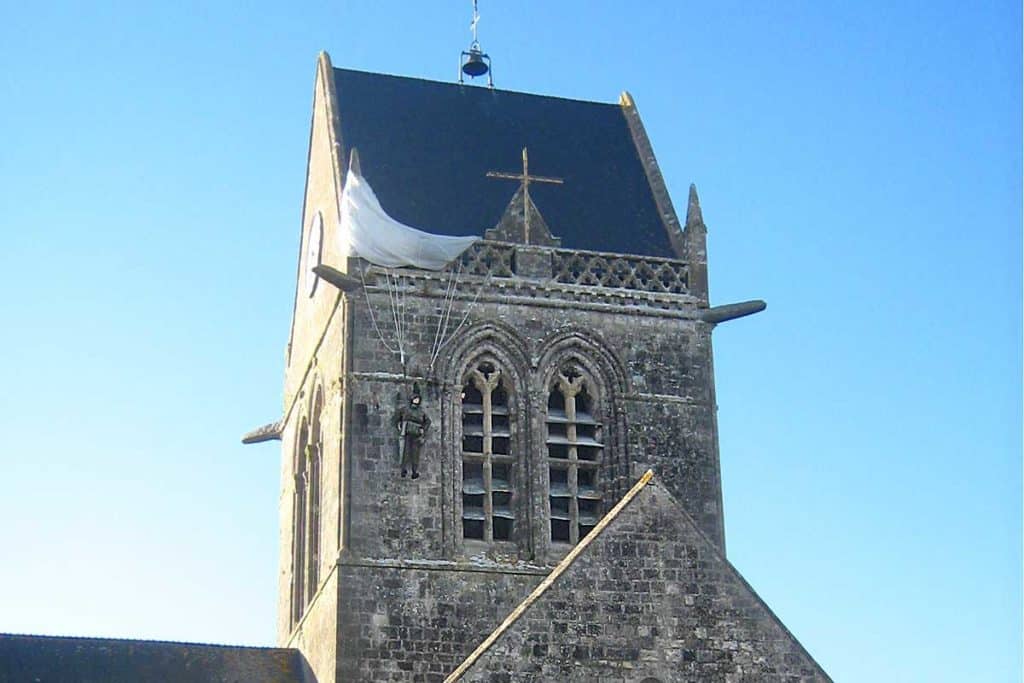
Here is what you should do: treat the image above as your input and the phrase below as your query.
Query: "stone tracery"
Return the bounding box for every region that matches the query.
[460,360,516,543]
[445,323,627,557]
[546,365,605,545]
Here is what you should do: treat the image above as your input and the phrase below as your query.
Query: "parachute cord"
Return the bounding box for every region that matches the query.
[359,266,396,355]
[384,269,405,366]
[429,261,463,372]
[399,271,409,361]
[430,261,461,370]
[428,263,458,367]
[394,271,407,367]
[434,270,487,363]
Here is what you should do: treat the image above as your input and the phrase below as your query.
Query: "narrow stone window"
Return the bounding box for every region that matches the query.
[461,361,515,543]
[304,390,323,603]
[290,418,309,627]
[546,368,603,545]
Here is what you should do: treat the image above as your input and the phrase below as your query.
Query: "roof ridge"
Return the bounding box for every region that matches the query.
[618,91,688,261]
[0,632,294,651]
[332,66,622,108]
[443,470,654,683]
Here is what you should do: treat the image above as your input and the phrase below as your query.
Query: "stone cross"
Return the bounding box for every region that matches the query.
[486,148,563,244]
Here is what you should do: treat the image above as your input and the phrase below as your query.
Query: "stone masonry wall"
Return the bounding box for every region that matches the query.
[460,480,830,682]
[286,568,339,683]
[276,55,349,683]
[335,564,543,683]
[343,265,726,565]
[331,261,732,680]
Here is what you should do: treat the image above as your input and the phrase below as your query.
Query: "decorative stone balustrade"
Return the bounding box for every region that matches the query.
[458,241,516,277]
[550,249,689,295]
[457,241,690,296]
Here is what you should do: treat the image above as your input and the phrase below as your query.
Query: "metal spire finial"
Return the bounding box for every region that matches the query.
[459,0,493,87]
[470,0,481,50]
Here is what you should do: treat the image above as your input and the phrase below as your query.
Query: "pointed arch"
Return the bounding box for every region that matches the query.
[536,328,630,552]
[290,414,310,627]
[439,321,533,559]
[436,320,531,387]
[535,328,630,397]
[305,380,325,601]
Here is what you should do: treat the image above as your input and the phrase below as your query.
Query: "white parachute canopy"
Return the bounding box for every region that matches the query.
[339,169,479,270]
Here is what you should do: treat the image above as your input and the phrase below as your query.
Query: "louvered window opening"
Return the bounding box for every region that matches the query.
[461,362,515,542]
[547,370,603,545]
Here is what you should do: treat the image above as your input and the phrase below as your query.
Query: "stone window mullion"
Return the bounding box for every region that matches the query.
[305,442,320,600]
[564,381,580,546]
[462,361,514,545]
[291,466,307,626]
[301,468,310,591]
[547,368,604,548]
[478,371,494,544]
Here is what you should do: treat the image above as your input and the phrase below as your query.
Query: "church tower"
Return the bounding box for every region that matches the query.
[243,52,829,683]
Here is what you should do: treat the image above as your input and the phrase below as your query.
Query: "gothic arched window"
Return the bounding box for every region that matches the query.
[305,388,323,602]
[546,366,604,545]
[461,360,516,543]
[290,417,309,627]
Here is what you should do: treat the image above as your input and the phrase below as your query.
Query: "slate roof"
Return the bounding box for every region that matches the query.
[332,68,678,258]
[0,634,305,683]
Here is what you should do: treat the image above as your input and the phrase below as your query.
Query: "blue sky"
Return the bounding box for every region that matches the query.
[0,2,1019,681]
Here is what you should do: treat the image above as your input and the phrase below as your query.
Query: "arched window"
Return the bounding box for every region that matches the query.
[460,360,516,543]
[290,417,309,627]
[305,389,323,602]
[546,366,604,545]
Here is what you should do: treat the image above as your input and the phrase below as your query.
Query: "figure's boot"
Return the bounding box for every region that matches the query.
[411,470,419,480]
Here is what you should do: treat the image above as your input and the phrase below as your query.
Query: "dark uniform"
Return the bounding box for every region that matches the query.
[394,396,430,479]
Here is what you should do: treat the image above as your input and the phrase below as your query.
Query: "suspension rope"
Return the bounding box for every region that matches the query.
[383,269,405,366]
[432,271,489,368]
[360,259,486,374]
[358,266,396,355]
[428,262,459,364]
[429,261,464,372]
[399,270,409,359]
[433,262,461,361]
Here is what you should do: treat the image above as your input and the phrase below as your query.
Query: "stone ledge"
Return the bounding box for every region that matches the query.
[337,554,552,576]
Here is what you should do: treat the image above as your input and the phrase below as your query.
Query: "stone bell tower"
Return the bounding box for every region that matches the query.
[242,52,827,683]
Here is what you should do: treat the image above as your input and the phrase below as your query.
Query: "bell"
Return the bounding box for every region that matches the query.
[461,50,489,78]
